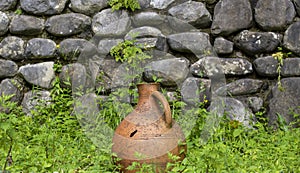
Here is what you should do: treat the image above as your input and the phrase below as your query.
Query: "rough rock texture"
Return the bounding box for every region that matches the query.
[281,58,300,77]
[132,12,165,27]
[253,56,278,77]
[268,77,300,127]
[234,30,281,55]
[181,77,211,105]
[211,0,253,36]
[0,36,25,60]
[25,38,56,59]
[59,63,87,92]
[92,9,130,36]
[0,12,9,36]
[223,97,256,128]
[9,15,44,35]
[168,1,212,28]
[98,38,123,55]
[150,0,175,9]
[21,90,51,116]
[0,59,18,78]
[20,0,68,15]
[18,62,55,89]
[58,38,93,60]
[0,78,24,103]
[167,32,214,57]
[213,37,233,55]
[45,13,91,37]
[0,0,17,10]
[69,0,108,15]
[191,57,253,77]
[143,58,189,86]
[283,21,300,56]
[217,79,264,96]
[254,0,296,31]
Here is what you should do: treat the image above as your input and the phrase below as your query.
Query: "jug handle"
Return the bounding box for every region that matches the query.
[152,91,172,128]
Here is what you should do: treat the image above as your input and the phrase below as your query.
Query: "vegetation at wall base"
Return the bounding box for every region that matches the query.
[0,80,299,172]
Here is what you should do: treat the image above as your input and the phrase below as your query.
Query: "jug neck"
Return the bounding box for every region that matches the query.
[136,83,160,105]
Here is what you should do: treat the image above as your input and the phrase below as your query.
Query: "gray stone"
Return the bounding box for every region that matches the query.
[9,15,44,35]
[211,0,253,36]
[25,38,56,59]
[217,79,264,96]
[0,0,17,10]
[143,57,189,86]
[132,12,165,27]
[191,57,253,77]
[98,38,123,55]
[267,77,300,127]
[125,26,167,51]
[253,56,278,77]
[58,38,94,60]
[214,37,234,54]
[0,12,9,36]
[294,0,300,16]
[222,97,256,128]
[59,63,87,93]
[18,62,55,89]
[138,0,150,9]
[281,58,300,77]
[0,59,18,78]
[92,9,131,36]
[45,13,91,37]
[168,1,212,28]
[181,77,211,105]
[69,0,108,15]
[255,0,296,31]
[247,97,263,113]
[167,32,214,57]
[283,21,300,56]
[234,30,281,55]
[0,78,24,103]
[0,36,25,60]
[96,59,120,91]
[125,26,163,40]
[21,90,51,116]
[150,0,175,9]
[20,0,68,15]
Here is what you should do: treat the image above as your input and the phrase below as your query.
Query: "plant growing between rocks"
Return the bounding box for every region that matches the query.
[108,0,141,11]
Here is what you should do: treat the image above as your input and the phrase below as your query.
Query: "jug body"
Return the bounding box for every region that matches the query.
[112,83,186,172]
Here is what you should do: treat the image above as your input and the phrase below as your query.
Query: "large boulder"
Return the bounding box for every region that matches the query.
[167,32,214,58]
[267,77,300,128]
[0,12,9,36]
[25,38,56,59]
[18,62,55,89]
[143,57,189,87]
[0,0,17,11]
[69,0,108,15]
[92,9,131,36]
[20,0,68,15]
[0,59,18,78]
[9,15,44,35]
[0,36,25,60]
[45,13,91,37]
[168,1,212,28]
[211,0,253,36]
[283,21,300,56]
[234,30,281,55]
[254,0,296,31]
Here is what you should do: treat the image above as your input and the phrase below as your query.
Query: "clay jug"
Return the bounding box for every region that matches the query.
[112,83,186,173]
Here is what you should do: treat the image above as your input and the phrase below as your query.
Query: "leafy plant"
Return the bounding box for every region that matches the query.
[108,0,141,11]
[272,47,292,91]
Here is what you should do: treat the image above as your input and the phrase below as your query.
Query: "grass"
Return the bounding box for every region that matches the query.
[0,79,299,172]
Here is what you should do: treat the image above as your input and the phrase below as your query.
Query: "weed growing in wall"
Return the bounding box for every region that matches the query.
[108,0,141,11]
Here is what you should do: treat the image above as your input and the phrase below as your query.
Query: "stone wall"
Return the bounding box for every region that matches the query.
[0,0,300,127]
